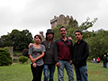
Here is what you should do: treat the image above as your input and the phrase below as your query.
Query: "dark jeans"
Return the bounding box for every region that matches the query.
[31,64,43,81]
[103,62,107,68]
[44,64,55,81]
[75,66,88,81]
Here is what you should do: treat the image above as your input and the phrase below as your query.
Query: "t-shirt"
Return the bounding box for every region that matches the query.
[28,44,45,66]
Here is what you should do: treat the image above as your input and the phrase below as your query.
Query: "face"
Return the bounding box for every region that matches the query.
[47,33,53,40]
[34,36,41,44]
[75,32,83,41]
[60,28,67,37]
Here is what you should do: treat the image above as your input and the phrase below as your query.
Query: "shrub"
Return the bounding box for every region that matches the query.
[22,48,29,57]
[18,56,28,64]
[0,47,12,66]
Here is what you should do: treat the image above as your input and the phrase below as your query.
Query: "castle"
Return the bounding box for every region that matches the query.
[39,14,73,40]
[50,14,73,29]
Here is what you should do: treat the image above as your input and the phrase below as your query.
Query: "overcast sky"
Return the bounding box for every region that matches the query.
[0,0,108,37]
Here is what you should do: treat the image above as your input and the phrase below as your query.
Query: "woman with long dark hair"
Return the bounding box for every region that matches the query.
[28,35,45,81]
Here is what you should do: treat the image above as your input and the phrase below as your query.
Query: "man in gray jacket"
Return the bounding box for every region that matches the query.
[42,29,58,81]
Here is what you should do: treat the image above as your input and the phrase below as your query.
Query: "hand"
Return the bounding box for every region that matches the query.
[56,62,60,67]
[28,43,34,48]
[68,37,72,41]
[31,59,36,63]
[70,60,73,64]
[33,63,37,68]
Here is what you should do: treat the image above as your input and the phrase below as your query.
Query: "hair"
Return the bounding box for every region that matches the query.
[34,35,42,41]
[75,30,82,35]
[60,26,67,31]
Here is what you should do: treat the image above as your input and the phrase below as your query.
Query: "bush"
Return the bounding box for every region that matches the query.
[18,56,28,64]
[22,48,29,57]
[0,47,12,66]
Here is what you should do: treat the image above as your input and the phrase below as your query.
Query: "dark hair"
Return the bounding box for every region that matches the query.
[34,35,42,41]
[60,26,67,31]
[75,30,82,35]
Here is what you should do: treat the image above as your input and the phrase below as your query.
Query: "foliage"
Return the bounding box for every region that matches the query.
[13,51,22,56]
[86,29,108,59]
[0,29,33,51]
[22,48,29,57]
[0,47,12,66]
[18,56,28,64]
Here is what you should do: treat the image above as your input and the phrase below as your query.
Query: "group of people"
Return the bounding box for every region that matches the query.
[93,57,100,63]
[28,26,89,81]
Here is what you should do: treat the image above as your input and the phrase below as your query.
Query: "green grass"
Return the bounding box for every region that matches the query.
[0,62,108,81]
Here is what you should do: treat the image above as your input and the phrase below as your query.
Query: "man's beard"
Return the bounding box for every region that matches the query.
[47,36,53,40]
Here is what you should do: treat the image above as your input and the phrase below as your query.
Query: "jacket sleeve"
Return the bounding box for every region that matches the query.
[70,40,74,61]
[54,41,59,63]
[82,42,89,61]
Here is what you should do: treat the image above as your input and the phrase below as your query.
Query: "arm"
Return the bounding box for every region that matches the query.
[54,42,59,63]
[70,40,74,64]
[54,41,60,67]
[34,52,45,62]
[82,42,89,61]
[28,43,34,48]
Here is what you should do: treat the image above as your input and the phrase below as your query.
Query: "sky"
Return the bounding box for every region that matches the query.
[0,0,108,37]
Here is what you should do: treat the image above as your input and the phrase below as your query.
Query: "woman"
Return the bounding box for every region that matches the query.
[28,35,45,81]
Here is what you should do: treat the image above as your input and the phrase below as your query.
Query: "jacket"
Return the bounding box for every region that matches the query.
[73,39,89,68]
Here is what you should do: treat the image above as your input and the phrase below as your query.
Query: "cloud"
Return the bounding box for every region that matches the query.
[0,0,108,37]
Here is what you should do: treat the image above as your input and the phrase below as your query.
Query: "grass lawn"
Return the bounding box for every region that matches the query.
[0,61,108,81]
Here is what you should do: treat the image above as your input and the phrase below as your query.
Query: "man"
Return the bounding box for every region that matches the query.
[43,29,58,81]
[103,55,107,68]
[73,30,89,81]
[55,26,74,81]
[29,29,58,81]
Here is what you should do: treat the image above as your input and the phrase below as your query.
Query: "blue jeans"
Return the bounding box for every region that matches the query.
[44,64,55,81]
[103,62,107,68]
[57,60,74,81]
[75,66,88,81]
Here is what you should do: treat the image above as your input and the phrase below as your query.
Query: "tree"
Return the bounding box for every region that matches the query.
[0,47,12,66]
[86,29,108,59]
[0,29,33,51]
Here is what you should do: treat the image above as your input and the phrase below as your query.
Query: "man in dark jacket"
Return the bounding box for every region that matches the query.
[103,55,107,68]
[73,30,89,81]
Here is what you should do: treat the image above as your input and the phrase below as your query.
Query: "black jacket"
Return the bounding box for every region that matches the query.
[103,56,107,63]
[73,39,89,68]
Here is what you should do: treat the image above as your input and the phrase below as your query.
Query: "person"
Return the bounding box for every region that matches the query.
[73,30,89,81]
[97,57,100,63]
[42,29,58,81]
[29,29,58,81]
[28,35,45,81]
[55,26,74,81]
[103,55,107,68]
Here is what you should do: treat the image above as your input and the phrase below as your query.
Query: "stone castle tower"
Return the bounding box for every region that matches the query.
[50,14,73,29]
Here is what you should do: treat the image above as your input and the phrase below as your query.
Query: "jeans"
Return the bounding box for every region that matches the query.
[103,62,107,68]
[57,60,74,81]
[44,64,55,81]
[75,66,88,81]
[31,64,43,81]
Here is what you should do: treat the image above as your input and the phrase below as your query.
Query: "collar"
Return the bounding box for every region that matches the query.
[76,39,83,44]
[60,36,70,42]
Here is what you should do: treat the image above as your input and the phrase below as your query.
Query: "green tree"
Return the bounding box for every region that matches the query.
[86,29,108,59]
[0,29,33,51]
[0,47,12,66]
